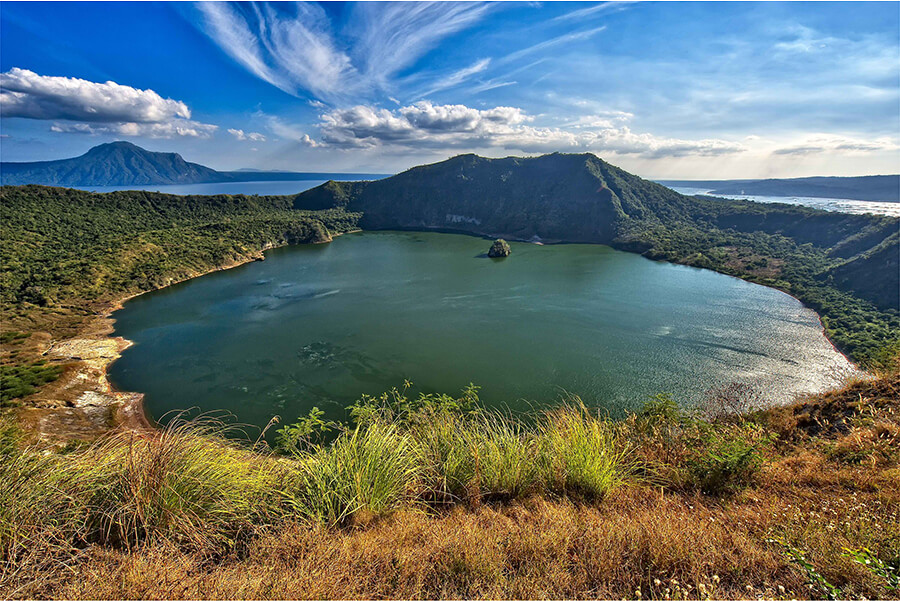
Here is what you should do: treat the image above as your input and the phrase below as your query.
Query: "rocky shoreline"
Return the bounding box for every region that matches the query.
[12,232,365,444]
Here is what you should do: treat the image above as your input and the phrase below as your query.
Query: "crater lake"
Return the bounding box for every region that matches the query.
[108,231,857,429]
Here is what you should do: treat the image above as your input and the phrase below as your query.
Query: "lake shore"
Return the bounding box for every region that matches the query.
[11,228,857,444]
[13,232,362,444]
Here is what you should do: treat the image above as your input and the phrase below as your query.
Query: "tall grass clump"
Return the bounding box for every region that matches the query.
[410,407,551,503]
[1,430,81,567]
[70,418,290,548]
[540,401,632,500]
[287,421,422,525]
[1,417,291,558]
[621,394,771,495]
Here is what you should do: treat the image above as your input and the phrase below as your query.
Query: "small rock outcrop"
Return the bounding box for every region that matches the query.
[488,239,511,258]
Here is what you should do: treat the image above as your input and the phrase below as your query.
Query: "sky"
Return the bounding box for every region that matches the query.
[1,1,898,178]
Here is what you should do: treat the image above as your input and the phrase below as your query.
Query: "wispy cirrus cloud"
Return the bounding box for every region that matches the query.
[416,58,491,98]
[346,2,493,88]
[196,2,356,99]
[498,25,607,65]
[552,1,636,22]
[0,68,217,138]
[191,1,494,102]
[771,135,899,156]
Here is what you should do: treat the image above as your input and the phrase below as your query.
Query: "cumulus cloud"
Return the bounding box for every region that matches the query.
[295,100,746,158]
[1,68,217,138]
[50,121,218,138]
[227,128,266,142]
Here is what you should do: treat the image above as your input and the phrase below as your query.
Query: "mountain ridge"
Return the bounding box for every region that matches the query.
[0,142,387,186]
[1,141,227,186]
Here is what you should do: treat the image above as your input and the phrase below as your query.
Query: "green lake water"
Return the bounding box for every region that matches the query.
[108,231,855,429]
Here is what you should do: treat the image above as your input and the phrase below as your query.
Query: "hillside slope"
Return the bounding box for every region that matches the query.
[294,153,899,363]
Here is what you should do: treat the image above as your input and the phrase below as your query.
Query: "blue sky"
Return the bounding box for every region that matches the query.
[1,1,898,178]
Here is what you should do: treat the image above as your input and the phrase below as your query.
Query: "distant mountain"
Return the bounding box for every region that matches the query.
[0,142,388,187]
[659,175,900,202]
[295,153,899,313]
[1,142,227,186]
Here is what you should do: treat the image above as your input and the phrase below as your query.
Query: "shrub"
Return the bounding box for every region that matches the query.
[0,361,63,405]
[685,425,769,495]
[274,406,339,454]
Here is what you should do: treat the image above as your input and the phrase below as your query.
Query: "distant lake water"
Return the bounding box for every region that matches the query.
[109,231,856,430]
[79,180,333,196]
[668,186,900,217]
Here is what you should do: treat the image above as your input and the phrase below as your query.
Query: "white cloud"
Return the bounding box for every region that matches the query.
[49,121,218,138]
[1,68,189,122]
[499,26,607,65]
[264,115,319,147]
[305,100,745,158]
[196,2,355,99]
[348,2,493,88]
[553,1,636,22]
[418,58,491,97]
[227,128,266,142]
[191,1,493,100]
[770,135,899,156]
[1,68,217,138]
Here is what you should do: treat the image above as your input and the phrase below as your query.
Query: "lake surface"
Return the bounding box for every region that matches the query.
[109,231,855,429]
[79,180,332,196]
[668,186,900,217]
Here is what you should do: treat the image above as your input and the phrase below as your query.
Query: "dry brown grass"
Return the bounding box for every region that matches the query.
[25,482,896,600]
[3,371,899,600]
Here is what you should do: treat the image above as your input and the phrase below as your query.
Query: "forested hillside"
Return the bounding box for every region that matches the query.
[1,152,897,374]
[295,153,899,365]
[0,185,360,328]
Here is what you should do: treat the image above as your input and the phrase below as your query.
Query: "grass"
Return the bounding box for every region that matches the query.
[288,421,423,525]
[0,361,63,406]
[1,367,899,599]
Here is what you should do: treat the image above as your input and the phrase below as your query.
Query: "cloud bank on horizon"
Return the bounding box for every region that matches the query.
[0,1,897,178]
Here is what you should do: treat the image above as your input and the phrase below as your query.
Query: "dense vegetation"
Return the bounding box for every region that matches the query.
[0,185,360,312]
[294,153,899,366]
[2,370,898,599]
[0,362,62,406]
